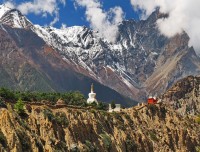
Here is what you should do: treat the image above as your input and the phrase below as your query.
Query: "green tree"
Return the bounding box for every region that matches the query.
[97,102,107,110]
[111,101,116,109]
[14,98,25,114]
[0,88,16,100]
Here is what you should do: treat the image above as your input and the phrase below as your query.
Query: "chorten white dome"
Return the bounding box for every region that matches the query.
[87,83,98,104]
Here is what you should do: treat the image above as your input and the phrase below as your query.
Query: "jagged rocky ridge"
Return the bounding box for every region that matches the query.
[0,5,136,106]
[0,102,199,152]
[0,5,200,103]
[32,10,200,101]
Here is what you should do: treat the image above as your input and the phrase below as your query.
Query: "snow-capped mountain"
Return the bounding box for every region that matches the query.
[0,5,200,103]
[0,4,10,18]
[33,24,143,100]
[32,10,200,101]
[0,5,32,29]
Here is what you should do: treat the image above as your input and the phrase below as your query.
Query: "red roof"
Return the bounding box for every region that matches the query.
[147,98,157,104]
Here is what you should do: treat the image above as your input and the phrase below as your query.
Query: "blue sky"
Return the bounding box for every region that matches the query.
[0,0,140,28]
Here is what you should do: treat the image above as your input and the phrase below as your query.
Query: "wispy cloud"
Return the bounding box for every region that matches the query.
[4,1,15,9]
[74,0,124,43]
[5,0,66,26]
[130,0,200,52]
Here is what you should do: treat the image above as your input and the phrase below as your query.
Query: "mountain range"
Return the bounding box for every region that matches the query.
[0,4,200,106]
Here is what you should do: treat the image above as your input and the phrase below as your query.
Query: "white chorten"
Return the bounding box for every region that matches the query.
[87,83,98,104]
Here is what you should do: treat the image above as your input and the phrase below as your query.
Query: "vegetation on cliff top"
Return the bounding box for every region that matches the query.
[0,87,108,110]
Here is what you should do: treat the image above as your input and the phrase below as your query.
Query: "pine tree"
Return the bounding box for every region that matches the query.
[111,100,116,109]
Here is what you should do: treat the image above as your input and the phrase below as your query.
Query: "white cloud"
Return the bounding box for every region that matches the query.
[49,8,59,26]
[130,0,200,52]
[5,0,66,26]
[4,1,15,9]
[74,0,124,43]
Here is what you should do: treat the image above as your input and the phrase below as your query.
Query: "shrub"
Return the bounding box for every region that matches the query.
[63,91,86,106]
[85,140,97,152]
[88,102,97,108]
[148,104,158,116]
[14,98,25,114]
[100,110,107,117]
[84,140,97,152]
[97,102,108,111]
[0,88,16,101]
[149,131,158,142]
[160,106,167,119]
[100,133,112,151]
[55,112,69,128]
[124,114,133,125]
[70,144,79,152]
[90,109,96,114]
[19,119,29,129]
[81,102,87,107]
[43,109,54,121]
[112,112,123,122]
[196,115,200,124]
[111,101,116,109]
[196,146,200,152]
[125,139,137,152]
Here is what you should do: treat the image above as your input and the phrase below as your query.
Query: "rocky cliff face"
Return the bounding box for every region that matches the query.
[0,102,199,152]
[162,75,200,115]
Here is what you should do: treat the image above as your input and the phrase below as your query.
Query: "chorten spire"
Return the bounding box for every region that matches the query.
[91,83,94,93]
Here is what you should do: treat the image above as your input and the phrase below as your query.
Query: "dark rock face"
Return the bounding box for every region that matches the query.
[162,75,200,115]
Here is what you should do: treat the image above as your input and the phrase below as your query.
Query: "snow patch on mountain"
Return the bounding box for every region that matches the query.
[0,4,10,18]
[0,8,32,29]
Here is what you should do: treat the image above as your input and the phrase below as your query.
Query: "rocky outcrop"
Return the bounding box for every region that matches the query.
[162,75,200,115]
[0,103,199,152]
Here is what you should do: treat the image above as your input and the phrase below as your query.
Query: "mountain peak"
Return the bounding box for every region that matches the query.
[0,4,11,18]
[0,8,33,29]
